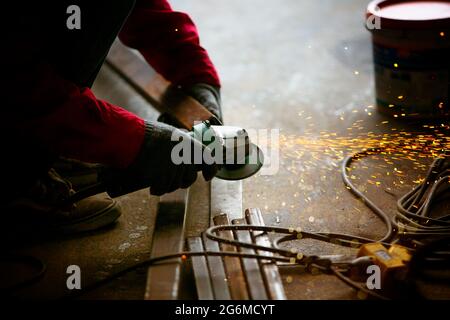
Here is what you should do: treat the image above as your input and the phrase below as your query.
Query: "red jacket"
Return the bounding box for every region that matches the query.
[5,0,220,169]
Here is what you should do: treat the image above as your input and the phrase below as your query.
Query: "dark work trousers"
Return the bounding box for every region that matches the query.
[2,1,136,201]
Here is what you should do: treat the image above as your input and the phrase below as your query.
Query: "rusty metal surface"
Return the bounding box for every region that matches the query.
[210,179,243,222]
[184,174,211,238]
[187,237,214,300]
[201,234,232,300]
[184,174,233,299]
[232,218,268,300]
[145,189,187,300]
[245,208,287,300]
[213,214,249,300]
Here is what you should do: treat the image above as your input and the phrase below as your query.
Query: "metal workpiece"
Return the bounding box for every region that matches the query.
[211,179,243,223]
[184,174,211,238]
[232,218,269,300]
[187,237,214,300]
[184,173,231,300]
[145,189,187,300]
[213,214,250,300]
[245,208,287,300]
[201,233,232,300]
[187,211,287,300]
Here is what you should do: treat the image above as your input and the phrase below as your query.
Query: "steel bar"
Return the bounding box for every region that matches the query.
[184,174,211,238]
[187,237,214,300]
[210,179,243,223]
[201,233,232,300]
[213,214,249,300]
[245,208,287,300]
[145,189,187,300]
[232,218,268,300]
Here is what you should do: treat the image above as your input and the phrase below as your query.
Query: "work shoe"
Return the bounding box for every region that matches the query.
[3,168,121,235]
[52,157,102,190]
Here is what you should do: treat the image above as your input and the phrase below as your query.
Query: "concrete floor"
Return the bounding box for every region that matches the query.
[173,0,448,299]
[3,0,448,299]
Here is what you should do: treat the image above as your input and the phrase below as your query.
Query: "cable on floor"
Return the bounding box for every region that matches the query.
[2,148,449,300]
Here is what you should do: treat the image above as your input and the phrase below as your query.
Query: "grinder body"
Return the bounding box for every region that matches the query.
[189,121,264,181]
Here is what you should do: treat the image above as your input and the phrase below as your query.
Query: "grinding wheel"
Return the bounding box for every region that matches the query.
[215,143,264,180]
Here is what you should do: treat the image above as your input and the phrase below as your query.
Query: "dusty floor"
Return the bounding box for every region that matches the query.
[2,0,448,299]
[171,0,448,299]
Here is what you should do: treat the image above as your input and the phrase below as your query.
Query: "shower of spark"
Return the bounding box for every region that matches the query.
[279,122,450,183]
[251,120,449,232]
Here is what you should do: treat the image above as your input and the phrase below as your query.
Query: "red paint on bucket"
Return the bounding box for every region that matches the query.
[367,0,450,119]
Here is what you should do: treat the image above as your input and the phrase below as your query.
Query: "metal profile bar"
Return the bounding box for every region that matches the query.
[210,178,243,222]
[245,208,287,300]
[187,237,214,300]
[213,214,249,300]
[209,176,245,300]
[201,234,232,300]
[209,177,244,300]
[184,174,211,239]
[184,174,231,300]
[232,218,268,300]
[145,189,187,300]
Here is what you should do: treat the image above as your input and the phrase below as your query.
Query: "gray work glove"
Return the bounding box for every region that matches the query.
[158,83,223,126]
[100,121,218,197]
[186,83,222,123]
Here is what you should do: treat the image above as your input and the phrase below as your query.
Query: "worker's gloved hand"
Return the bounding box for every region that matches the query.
[158,83,223,126]
[100,121,218,197]
[186,83,222,124]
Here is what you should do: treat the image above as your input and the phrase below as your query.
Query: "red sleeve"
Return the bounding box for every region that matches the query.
[9,63,145,169]
[119,0,221,87]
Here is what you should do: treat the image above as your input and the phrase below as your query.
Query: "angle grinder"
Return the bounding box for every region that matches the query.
[189,120,264,180]
[156,85,264,181]
[65,86,264,202]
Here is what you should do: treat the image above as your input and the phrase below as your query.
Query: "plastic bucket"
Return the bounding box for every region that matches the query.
[366,0,450,119]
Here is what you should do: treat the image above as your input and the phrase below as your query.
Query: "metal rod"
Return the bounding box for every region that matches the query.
[210,179,243,223]
[145,190,187,300]
[201,233,231,300]
[232,218,268,300]
[245,208,287,300]
[187,237,214,300]
[213,214,249,300]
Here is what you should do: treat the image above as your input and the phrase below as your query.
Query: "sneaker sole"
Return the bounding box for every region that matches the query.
[52,200,122,234]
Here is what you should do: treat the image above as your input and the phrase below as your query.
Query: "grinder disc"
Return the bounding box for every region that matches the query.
[215,143,264,180]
